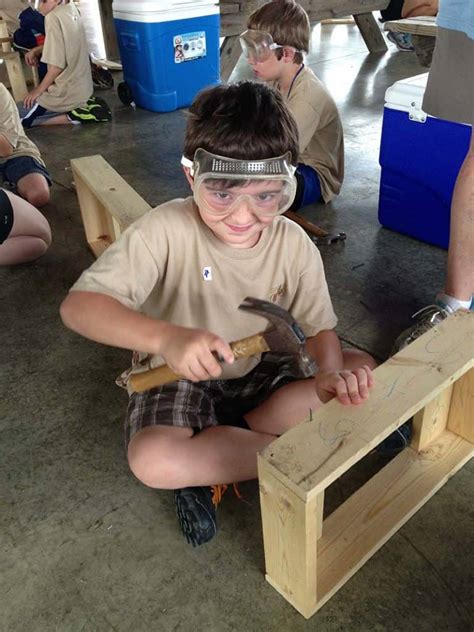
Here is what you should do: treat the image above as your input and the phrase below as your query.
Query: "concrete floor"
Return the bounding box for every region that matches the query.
[1,22,473,632]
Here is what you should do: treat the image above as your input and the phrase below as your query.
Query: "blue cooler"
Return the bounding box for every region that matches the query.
[378,73,471,249]
[112,0,220,112]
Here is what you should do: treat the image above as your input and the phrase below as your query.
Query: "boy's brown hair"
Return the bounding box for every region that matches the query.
[184,81,299,165]
[247,0,310,65]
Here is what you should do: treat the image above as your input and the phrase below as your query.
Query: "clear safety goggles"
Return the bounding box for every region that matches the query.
[239,29,302,62]
[181,148,297,217]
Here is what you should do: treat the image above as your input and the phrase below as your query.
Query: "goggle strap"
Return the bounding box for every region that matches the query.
[181,155,194,176]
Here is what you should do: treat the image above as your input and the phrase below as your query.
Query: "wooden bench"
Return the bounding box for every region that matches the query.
[70,155,151,258]
[219,0,390,81]
[384,16,437,38]
[258,310,473,618]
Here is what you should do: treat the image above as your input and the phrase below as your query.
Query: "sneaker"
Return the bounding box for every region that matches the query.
[387,31,415,51]
[391,303,453,354]
[175,484,242,547]
[68,98,112,123]
[377,420,412,457]
[90,61,114,89]
[175,486,217,547]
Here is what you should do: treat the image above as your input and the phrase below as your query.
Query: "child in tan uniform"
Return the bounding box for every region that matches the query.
[0,83,50,206]
[60,81,375,547]
[20,0,110,127]
[243,0,344,208]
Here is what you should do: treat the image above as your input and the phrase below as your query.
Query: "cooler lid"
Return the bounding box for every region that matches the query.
[113,0,219,22]
[384,72,429,111]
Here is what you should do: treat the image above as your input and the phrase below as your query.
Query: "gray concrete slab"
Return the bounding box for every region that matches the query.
[1,21,472,632]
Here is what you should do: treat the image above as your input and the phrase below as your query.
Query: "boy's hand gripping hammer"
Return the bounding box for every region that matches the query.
[129,297,316,392]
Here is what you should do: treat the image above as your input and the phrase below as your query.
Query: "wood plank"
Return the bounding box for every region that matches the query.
[313,430,473,615]
[448,368,474,443]
[71,155,151,256]
[354,12,388,53]
[70,155,151,230]
[220,0,389,35]
[258,455,318,619]
[384,16,437,37]
[99,0,120,61]
[412,384,453,451]
[220,35,242,82]
[261,311,474,500]
[0,19,28,100]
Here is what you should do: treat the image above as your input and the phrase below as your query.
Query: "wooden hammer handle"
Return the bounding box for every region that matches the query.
[129,333,270,392]
[284,210,329,238]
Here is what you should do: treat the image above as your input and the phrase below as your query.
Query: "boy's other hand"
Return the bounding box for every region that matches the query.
[158,324,234,382]
[25,50,39,67]
[23,88,42,109]
[314,366,374,405]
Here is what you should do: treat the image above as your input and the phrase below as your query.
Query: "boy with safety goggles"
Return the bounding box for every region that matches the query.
[242,0,344,208]
[60,81,375,547]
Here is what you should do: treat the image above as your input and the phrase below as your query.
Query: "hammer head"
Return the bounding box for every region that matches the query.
[238,297,316,377]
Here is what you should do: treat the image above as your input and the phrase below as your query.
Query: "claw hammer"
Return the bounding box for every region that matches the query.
[129,297,316,392]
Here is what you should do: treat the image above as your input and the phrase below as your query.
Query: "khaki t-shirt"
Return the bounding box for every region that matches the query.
[0,83,44,166]
[38,2,92,112]
[71,197,338,388]
[0,0,28,33]
[274,66,344,202]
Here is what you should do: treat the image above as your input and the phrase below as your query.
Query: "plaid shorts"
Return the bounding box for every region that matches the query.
[125,352,305,446]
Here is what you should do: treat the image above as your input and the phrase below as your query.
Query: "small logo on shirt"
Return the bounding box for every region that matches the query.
[202,266,212,281]
[269,284,285,302]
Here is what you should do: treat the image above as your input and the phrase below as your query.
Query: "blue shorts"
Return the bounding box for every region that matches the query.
[293,163,323,210]
[0,156,52,188]
[18,103,65,128]
[0,189,14,244]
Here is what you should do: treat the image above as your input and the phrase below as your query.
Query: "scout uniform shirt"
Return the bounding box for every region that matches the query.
[37,1,92,112]
[275,65,344,202]
[70,198,338,389]
[0,84,45,166]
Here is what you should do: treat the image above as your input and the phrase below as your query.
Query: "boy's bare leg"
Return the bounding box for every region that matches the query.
[128,424,275,489]
[16,173,50,207]
[127,348,376,489]
[444,128,474,301]
[0,191,51,265]
[37,114,74,126]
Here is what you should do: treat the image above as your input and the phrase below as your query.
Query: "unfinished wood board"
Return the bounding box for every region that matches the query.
[354,12,388,52]
[259,311,473,618]
[412,383,453,451]
[70,155,151,257]
[262,311,474,499]
[384,16,437,37]
[220,35,243,82]
[258,456,319,619]
[0,20,27,100]
[447,368,474,443]
[315,430,472,614]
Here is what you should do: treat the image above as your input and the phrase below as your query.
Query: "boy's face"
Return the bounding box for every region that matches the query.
[247,50,283,82]
[39,0,62,16]
[185,172,283,248]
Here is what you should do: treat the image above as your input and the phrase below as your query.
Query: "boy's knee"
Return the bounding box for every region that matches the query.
[25,187,50,208]
[127,430,183,489]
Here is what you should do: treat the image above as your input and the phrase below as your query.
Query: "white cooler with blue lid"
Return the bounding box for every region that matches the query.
[378,72,471,248]
[112,0,220,112]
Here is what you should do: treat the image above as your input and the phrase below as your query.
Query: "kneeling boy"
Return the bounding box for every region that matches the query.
[243,0,344,208]
[21,0,110,127]
[60,81,374,547]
